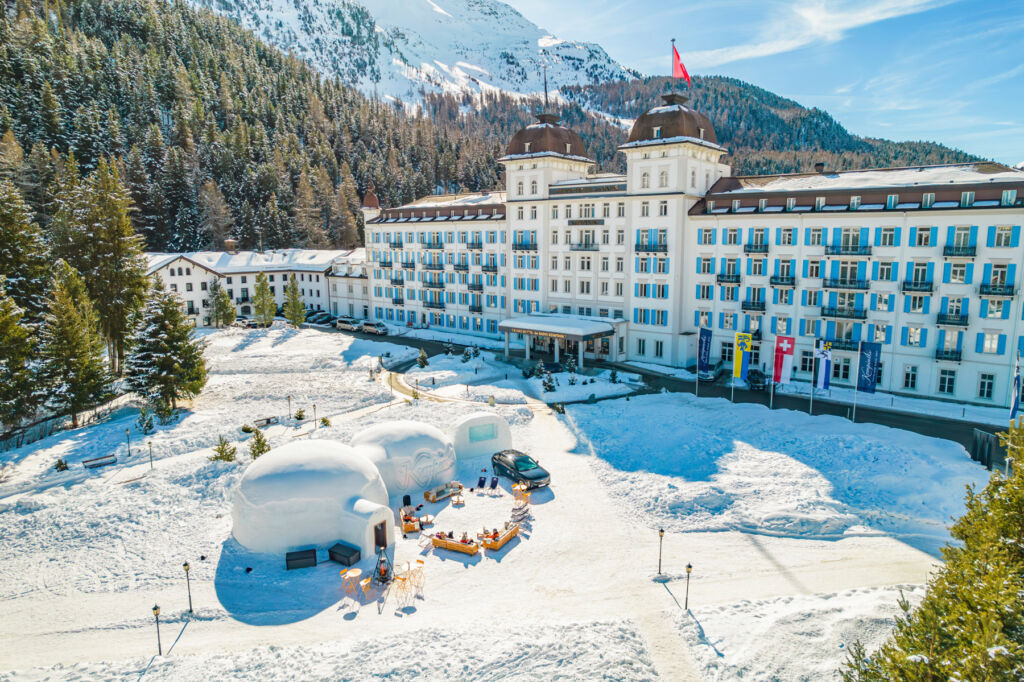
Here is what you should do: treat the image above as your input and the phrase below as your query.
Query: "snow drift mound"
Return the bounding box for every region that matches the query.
[450,412,513,459]
[351,421,457,496]
[232,440,391,557]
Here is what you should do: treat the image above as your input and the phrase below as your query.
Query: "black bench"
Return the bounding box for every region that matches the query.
[285,548,317,570]
[254,416,280,428]
[83,454,117,469]
[328,542,360,566]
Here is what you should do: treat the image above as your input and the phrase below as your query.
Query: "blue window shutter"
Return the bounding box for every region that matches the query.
[733,313,738,329]
[963,298,970,315]
[830,260,840,278]
[709,259,715,274]
[832,227,841,245]
[942,262,951,283]
[786,319,793,335]
[1013,226,1021,248]
[929,227,937,245]
[923,296,930,315]
[901,327,909,346]
[983,263,992,284]
[1009,264,1017,286]
[696,257,701,271]
[746,258,752,275]
[872,261,879,280]
[860,227,869,245]
[940,296,948,313]
[773,288,779,304]
[770,317,777,334]
[904,296,911,313]
[857,261,866,280]
[775,229,780,246]
[965,263,974,284]
[745,286,751,301]
[891,262,898,281]
[799,318,806,336]
[719,312,724,328]
[774,258,780,275]
[801,289,807,306]
[867,323,875,341]
[802,259,809,277]
[926,262,934,282]
[633,309,638,323]
[937,329,945,349]
[969,226,978,246]
[883,325,891,344]
[894,227,901,246]
[946,225,955,245]
[874,228,881,246]
[694,311,700,326]
[804,227,811,244]
[743,314,750,332]
[856,293,864,309]
[634,282,639,297]
[909,227,917,244]
[870,293,877,309]
[827,320,836,338]
[1004,303,1012,320]
[814,320,821,336]
[976,333,985,353]
[711,229,717,245]
[998,334,1007,355]
[981,298,989,318]
[695,285,700,298]
[1019,336,1024,356]
[987,225,996,247]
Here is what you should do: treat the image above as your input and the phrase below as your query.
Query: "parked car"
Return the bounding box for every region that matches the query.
[746,368,768,391]
[698,359,726,383]
[308,312,331,325]
[491,449,550,489]
[361,321,388,335]
[304,309,320,321]
[336,317,361,331]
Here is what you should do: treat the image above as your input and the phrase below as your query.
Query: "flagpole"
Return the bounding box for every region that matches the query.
[852,341,861,423]
[809,342,815,416]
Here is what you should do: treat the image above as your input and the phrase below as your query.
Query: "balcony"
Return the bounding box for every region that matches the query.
[943,245,976,258]
[378,261,393,270]
[466,241,483,250]
[424,300,445,310]
[235,297,251,304]
[770,275,796,287]
[423,280,445,290]
[511,242,537,251]
[469,304,483,313]
[935,349,962,362]
[823,278,869,290]
[570,242,599,251]
[468,282,483,292]
[635,243,668,253]
[901,280,934,293]
[741,300,766,312]
[422,262,444,271]
[825,338,859,351]
[481,264,498,273]
[389,278,404,286]
[936,313,969,327]
[821,306,867,320]
[979,284,1015,297]
[825,244,872,256]
[388,241,404,249]
[717,273,741,285]
[421,241,445,250]
[391,297,404,306]
[453,263,469,272]
[400,262,416,270]
[743,243,769,254]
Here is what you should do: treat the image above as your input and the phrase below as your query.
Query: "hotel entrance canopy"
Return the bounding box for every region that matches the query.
[498,315,617,342]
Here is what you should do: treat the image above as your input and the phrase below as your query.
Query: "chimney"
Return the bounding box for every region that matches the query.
[223,238,238,254]
[814,162,827,174]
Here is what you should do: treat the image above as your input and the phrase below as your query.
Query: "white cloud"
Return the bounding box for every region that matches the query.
[683,0,958,68]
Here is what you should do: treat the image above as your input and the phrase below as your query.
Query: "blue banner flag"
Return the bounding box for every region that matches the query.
[857,342,882,394]
[1012,354,1020,422]
[698,327,712,374]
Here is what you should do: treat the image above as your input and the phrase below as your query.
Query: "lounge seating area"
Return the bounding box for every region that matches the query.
[480,523,519,551]
[424,480,463,503]
[431,533,480,555]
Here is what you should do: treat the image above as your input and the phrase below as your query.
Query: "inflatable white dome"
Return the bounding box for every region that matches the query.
[449,412,512,460]
[350,421,457,497]
[232,440,392,557]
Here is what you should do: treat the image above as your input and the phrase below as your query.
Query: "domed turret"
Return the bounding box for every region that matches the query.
[627,93,717,145]
[505,113,589,160]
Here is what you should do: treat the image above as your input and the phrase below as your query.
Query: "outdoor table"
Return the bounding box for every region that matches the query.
[342,567,362,592]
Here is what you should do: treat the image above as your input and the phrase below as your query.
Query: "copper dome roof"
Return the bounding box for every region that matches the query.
[505,113,589,159]
[361,182,380,209]
[627,94,717,145]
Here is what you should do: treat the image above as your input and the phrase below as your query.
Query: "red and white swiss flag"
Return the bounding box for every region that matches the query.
[773,336,795,385]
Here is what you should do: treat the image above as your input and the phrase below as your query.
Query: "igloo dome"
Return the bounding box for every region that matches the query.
[232,439,392,557]
[449,412,512,460]
[350,421,457,497]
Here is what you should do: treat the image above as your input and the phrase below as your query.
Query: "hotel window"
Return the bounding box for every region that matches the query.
[832,357,851,381]
[601,257,609,271]
[1002,190,1017,207]
[582,203,595,218]
[530,206,537,219]
[800,350,814,373]
[615,282,624,296]
[904,365,917,390]
[877,262,893,280]
[550,256,558,270]
[690,170,696,188]
[636,338,646,355]
[641,172,650,189]
[580,257,592,271]
[659,170,668,188]
[641,202,650,217]
[565,143,572,155]
[726,228,739,245]
[907,327,922,346]
[814,197,825,211]
[872,325,887,343]
[947,297,963,315]
[530,180,537,194]
[960,191,975,207]
[723,286,737,301]
[921,193,935,209]
[979,373,995,400]
[602,230,609,244]
[779,228,794,245]
[652,126,661,139]
[778,289,792,305]
[698,229,713,245]
[808,228,822,246]
[850,195,861,210]
[758,199,767,212]
[995,225,1012,246]
[550,278,558,292]
[698,284,712,299]
[786,198,796,211]
[579,281,591,294]
[563,257,570,269]
[886,194,898,209]
[565,205,572,219]
[988,300,1006,318]
[750,259,764,276]
[706,201,715,213]
[638,259,649,273]
[698,311,711,327]
[705,172,711,190]
[699,258,712,274]
[915,229,931,247]
[732,199,741,212]
[516,206,524,220]
[938,369,956,395]
[516,181,523,196]
[879,227,895,246]
[551,205,558,219]
[602,203,610,217]
[877,293,892,309]
[201,281,208,290]
[185,282,193,292]
[983,332,1001,353]
[617,203,625,217]
[617,230,625,244]
[654,340,664,358]
[563,279,571,293]
[600,281,609,295]
[806,290,820,306]
[909,295,925,313]
[658,201,668,216]
[551,231,558,245]
[616,258,624,272]
[721,341,734,360]
[807,260,821,278]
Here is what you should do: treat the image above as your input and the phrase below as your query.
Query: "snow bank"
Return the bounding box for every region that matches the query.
[566,393,988,552]
[232,440,391,556]
[349,421,456,497]
[449,412,512,459]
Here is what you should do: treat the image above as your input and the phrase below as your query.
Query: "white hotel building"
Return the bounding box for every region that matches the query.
[362,94,1024,407]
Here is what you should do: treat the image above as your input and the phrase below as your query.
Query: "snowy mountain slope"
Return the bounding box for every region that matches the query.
[190,0,635,101]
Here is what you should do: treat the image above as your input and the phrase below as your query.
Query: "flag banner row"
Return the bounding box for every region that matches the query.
[814,339,832,390]
[734,332,752,380]
[857,342,882,395]
[698,327,712,374]
[773,335,795,385]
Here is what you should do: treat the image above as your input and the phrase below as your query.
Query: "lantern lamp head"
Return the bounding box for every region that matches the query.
[152,604,160,617]
[686,562,693,574]
[659,528,664,538]
[183,561,190,572]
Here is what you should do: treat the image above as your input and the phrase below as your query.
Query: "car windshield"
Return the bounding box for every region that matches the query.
[514,456,538,472]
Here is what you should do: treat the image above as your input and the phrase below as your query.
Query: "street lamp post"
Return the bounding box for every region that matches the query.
[126,428,131,457]
[313,404,317,429]
[658,528,665,575]
[148,441,153,470]
[183,562,193,613]
[287,395,292,420]
[152,604,162,655]
[684,563,693,610]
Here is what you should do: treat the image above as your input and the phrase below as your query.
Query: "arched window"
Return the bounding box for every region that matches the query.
[690,170,697,188]
[641,172,650,189]
[530,180,537,194]
[516,181,524,196]
[659,170,668,188]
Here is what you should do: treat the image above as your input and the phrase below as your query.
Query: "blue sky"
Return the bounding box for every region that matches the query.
[505,0,1024,165]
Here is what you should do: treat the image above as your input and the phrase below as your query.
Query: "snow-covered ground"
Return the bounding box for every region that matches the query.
[0,327,991,679]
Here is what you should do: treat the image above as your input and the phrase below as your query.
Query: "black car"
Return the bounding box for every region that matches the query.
[698,359,726,383]
[746,368,768,391]
[491,449,550,489]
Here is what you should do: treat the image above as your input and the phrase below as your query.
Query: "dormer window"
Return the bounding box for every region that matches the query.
[850,195,861,210]
[731,200,741,212]
[523,142,531,153]
[698,128,705,139]
[815,197,825,211]
[1003,189,1018,207]
[960,191,975,207]
[786,198,796,212]
[565,143,572,155]
[886,194,899,209]
[922,192,935,209]
[758,199,767,212]
[706,200,715,214]
[652,126,662,139]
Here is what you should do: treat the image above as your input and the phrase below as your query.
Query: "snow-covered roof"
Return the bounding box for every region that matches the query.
[499,150,595,164]
[403,192,506,208]
[550,174,626,187]
[715,163,1024,194]
[499,314,623,341]
[618,134,726,153]
[146,249,355,275]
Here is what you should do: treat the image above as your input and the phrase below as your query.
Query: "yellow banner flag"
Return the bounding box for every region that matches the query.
[733,332,752,379]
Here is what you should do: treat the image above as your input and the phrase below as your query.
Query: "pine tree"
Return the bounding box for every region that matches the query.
[283,274,305,327]
[209,435,236,462]
[198,179,233,249]
[252,271,275,326]
[294,170,328,248]
[38,261,111,428]
[0,178,49,321]
[417,348,429,368]
[843,420,1024,679]
[0,281,37,428]
[248,429,270,459]
[210,279,236,327]
[0,129,24,183]
[125,281,208,414]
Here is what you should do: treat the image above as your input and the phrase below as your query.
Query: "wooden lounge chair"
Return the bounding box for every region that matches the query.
[483,524,519,551]
[424,481,464,503]
[430,534,480,555]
